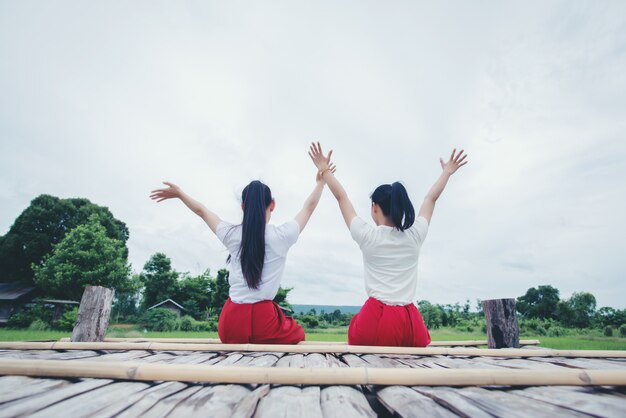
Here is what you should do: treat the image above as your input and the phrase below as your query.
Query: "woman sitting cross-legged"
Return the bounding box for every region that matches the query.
[308,142,467,347]
[150,155,335,344]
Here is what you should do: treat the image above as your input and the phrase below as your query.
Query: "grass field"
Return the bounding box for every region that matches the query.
[1,326,625,350]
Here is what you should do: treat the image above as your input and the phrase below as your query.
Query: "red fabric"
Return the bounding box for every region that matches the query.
[348,297,431,347]
[218,297,305,344]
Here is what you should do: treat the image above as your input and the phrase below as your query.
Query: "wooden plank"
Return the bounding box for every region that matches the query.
[275,353,305,368]
[376,386,458,417]
[4,359,626,386]
[304,353,334,368]
[320,386,377,418]
[456,387,590,417]
[58,337,541,346]
[0,379,112,418]
[254,386,323,418]
[0,375,69,404]
[529,356,626,370]
[8,342,624,358]
[27,381,150,418]
[511,386,626,417]
[166,352,221,365]
[165,384,252,418]
[413,386,493,418]
[139,385,204,418]
[91,381,188,418]
[86,350,152,362]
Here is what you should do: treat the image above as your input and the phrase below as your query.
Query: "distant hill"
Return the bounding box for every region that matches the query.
[292,304,361,315]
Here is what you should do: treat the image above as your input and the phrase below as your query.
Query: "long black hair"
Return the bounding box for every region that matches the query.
[237,180,272,289]
[370,182,415,231]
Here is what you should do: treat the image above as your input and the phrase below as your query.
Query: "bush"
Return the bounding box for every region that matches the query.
[28,319,49,331]
[141,308,178,331]
[178,315,195,331]
[620,324,626,337]
[603,326,613,337]
[57,307,78,331]
[194,320,217,332]
[6,303,53,329]
[547,326,567,337]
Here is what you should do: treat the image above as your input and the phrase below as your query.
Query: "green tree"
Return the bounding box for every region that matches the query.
[418,300,443,329]
[273,287,294,311]
[561,292,596,328]
[111,274,142,322]
[32,214,131,300]
[517,285,560,320]
[175,270,213,319]
[139,253,179,309]
[209,268,230,315]
[0,194,128,285]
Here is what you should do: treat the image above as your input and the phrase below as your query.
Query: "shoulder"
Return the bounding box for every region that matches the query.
[407,216,429,242]
[350,216,376,245]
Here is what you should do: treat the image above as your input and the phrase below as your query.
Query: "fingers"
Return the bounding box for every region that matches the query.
[459,160,468,168]
[450,148,456,161]
[456,153,467,165]
[327,149,333,162]
[440,158,444,169]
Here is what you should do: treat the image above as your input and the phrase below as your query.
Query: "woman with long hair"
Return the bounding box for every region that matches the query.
[150,154,335,344]
[309,142,467,347]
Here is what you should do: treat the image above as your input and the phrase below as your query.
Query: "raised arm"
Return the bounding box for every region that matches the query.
[309,142,357,229]
[150,182,222,233]
[294,164,336,231]
[418,148,468,223]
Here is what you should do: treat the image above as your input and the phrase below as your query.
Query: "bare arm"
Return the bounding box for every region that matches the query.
[309,142,357,229]
[150,182,222,233]
[418,148,468,223]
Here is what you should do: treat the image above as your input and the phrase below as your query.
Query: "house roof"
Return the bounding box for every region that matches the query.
[40,299,80,305]
[147,298,186,311]
[0,283,35,300]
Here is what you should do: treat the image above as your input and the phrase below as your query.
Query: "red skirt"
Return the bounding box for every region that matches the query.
[348,297,431,347]
[218,297,305,344]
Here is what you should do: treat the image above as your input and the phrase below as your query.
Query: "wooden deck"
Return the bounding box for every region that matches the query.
[1,342,625,417]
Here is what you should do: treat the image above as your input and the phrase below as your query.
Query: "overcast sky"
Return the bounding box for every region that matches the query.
[1,1,625,308]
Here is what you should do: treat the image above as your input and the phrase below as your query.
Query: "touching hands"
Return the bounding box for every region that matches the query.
[440,149,468,175]
[316,163,337,183]
[150,182,182,202]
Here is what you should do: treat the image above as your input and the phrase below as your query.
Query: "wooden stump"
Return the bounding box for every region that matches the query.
[481,298,519,349]
[71,286,115,342]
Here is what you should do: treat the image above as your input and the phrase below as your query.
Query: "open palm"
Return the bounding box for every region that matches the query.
[440,149,468,175]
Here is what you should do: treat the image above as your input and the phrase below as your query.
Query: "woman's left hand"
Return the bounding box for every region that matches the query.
[316,163,336,183]
[150,182,182,202]
[309,141,333,171]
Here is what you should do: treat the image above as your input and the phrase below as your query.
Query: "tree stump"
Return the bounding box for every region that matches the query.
[71,286,115,342]
[481,298,519,348]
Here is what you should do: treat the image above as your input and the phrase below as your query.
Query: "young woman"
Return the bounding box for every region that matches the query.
[309,142,467,347]
[149,159,335,344]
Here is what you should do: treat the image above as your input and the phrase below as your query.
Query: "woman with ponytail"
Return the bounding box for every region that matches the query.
[309,142,467,347]
[150,153,335,344]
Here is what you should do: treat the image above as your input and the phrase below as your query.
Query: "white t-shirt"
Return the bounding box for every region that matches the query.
[350,216,429,305]
[216,220,300,303]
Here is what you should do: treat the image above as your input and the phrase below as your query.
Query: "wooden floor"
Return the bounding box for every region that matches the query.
[1,345,625,417]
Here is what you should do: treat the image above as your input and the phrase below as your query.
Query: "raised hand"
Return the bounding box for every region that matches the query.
[316,163,337,183]
[308,141,333,171]
[440,149,468,175]
[150,182,182,202]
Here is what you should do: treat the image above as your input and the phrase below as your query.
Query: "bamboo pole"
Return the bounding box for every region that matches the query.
[56,337,541,347]
[0,341,623,358]
[0,359,624,386]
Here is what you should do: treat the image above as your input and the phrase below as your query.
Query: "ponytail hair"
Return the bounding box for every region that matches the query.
[239,180,272,289]
[370,182,415,231]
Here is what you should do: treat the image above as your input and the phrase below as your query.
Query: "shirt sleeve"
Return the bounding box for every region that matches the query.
[410,216,429,244]
[350,216,375,248]
[216,221,236,248]
[273,219,300,255]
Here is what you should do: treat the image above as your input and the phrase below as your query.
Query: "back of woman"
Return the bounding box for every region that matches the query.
[308,142,467,347]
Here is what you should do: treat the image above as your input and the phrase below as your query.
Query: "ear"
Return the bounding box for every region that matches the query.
[241,203,244,211]
[269,199,276,212]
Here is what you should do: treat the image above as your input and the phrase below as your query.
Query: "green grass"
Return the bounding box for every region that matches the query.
[1,327,625,350]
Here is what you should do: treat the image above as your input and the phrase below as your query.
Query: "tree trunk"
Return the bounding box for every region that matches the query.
[481,298,519,348]
[71,286,115,342]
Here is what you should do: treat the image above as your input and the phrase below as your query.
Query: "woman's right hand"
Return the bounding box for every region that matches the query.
[308,141,333,171]
[150,181,182,202]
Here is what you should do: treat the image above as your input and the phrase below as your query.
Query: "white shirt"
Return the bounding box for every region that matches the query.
[350,216,429,305]
[216,220,300,303]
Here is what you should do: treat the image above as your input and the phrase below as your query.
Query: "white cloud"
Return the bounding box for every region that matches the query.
[1,1,625,308]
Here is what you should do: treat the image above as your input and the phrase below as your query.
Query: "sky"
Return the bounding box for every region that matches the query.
[1,1,625,308]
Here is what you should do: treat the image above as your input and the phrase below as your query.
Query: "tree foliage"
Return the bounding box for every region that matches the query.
[0,194,128,284]
[139,253,179,309]
[517,285,560,320]
[32,214,131,300]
